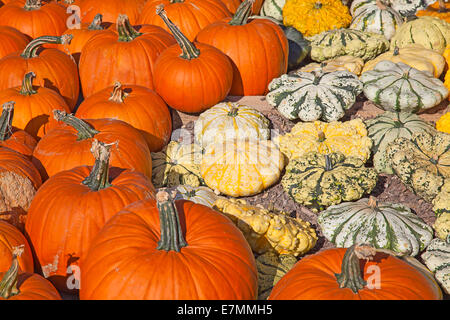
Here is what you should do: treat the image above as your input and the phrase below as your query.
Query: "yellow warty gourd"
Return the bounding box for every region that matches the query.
[213,198,318,257]
[282,0,352,37]
[436,112,450,133]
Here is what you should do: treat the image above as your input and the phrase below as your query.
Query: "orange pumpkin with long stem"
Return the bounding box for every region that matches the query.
[153,6,233,113]
[26,140,155,293]
[0,35,79,110]
[0,72,70,139]
[138,0,231,42]
[0,26,29,60]
[269,244,443,300]
[78,0,146,24]
[196,0,288,96]
[76,82,172,152]
[80,190,257,300]
[0,221,33,273]
[79,14,176,98]
[32,111,153,180]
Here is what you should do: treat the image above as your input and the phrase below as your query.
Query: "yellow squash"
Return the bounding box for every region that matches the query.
[298,55,365,75]
[436,112,450,134]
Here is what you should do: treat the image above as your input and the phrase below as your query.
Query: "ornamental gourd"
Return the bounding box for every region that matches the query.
[350,0,403,40]
[387,0,435,17]
[416,0,450,23]
[318,197,434,256]
[361,61,448,113]
[281,152,378,211]
[266,69,363,122]
[421,238,450,294]
[151,141,204,188]
[436,112,450,133]
[194,102,270,148]
[282,0,352,37]
[385,131,450,202]
[308,28,389,62]
[201,139,285,197]
[261,0,285,21]
[299,56,364,75]
[275,119,372,162]
[433,180,450,241]
[213,198,318,256]
[172,185,225,208]
[365,111,435,174]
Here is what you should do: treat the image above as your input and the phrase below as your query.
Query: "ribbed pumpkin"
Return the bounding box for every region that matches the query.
[75,82,172,152]
[0,146,42,230]
[194,101,270,148]
[366,111,435,174]
[417,0,450,22]
[0,101,37,157]
[299,56,364,75]
[318,197,434,256]
[32,111,153,180]
[79,15,176,98]
[0,72,70,139]
[138,0,231,42]
[172,185,224,208]
[0,35,79,111]
[0,26,29,60]
[78,0,146,24]
[269,244,443,300]
[0,246,61,300]
[201,139,285,197]
[221,0,242,13]
[26,140,155,293]
[0,0,67,42]
[0,221,33,273]
[153,6,233,113]
[275,119,373,162]
[421,238,450,294]
[282,0,352,37]
[80,190,258,300]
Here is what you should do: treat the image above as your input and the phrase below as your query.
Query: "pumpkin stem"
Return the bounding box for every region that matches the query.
[227,106,239,117]
[82,139,114,191]
[116,14,143,42]
[19,72,37,96]
[169,0,184,2]
[53,110,100,140]
[317,131,326,142]
[367,196,377,208]
[21,35,73,58]
[156,190,187,252]
[0,101,15,141]
[393,47,399,56]
[438,0,449,12]
[335,244,376,293]
[24,0,41,10]
[108,82,128,103]
[314,1,323,9]
[0,245,24,299]
[375,0,387,10]
[88,14,104,30]
[156,5,200,60]
[229,0,254,26]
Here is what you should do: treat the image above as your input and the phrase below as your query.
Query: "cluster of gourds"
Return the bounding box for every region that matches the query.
[0,0,447,301]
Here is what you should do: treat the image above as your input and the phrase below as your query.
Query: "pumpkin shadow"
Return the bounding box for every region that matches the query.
[418,99,448,115]
[24,114,50,140]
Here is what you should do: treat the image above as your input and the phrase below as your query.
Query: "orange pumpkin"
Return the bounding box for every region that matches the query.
[0,221,33,273]
[417,0,450,22]
[220,0,241,13]
[32,111,153,180]
[269,245,443,300]
[138,0,231,42]
[80,190,257,299]
[0,246,61,300]
[0,26,29,60]
[0,72,70,139]
[79,14,176,98]
[75,82,172,152]
[153,6,233,113]
[196,0,288,95]
[78,0,146,24]
[26,140,155,293]
[0,35,80,111]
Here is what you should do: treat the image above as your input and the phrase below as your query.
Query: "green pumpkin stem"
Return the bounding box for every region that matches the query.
[335,244,376,293]
[0,246,24,299]
[227,106,239,117]
[109,82,128,103]
[24,0,41,10]
[393,47,400,56]
[89,14,104,30]
[156,190,187,252]
[229,0,254,26]
[53,110,100,140]
[21,35,73,58]
[0,101,15,141]
[156,5,200,60]
[169,0,184,3]
[19,72,37,96]
[82,139,114,191]
[117,14,143,42]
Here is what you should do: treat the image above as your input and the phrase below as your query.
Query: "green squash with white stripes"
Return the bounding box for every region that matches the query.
[266,69,363,122]
[318,197,434,256]
[350,0,403,40]
[260,0,285,21]
[361,61,449,113]
[365,112,435,174]
[421,238,450,294]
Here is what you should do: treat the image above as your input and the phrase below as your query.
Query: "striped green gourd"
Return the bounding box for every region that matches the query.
[365,112,435,174]
[260,0,285,21]
[421,238,450,294]
[318,196,434,256]
[386,0,435,17]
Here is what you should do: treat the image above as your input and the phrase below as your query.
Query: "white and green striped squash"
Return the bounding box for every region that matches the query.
[171,185,224,208]
[281,152,378,211]
[350,0,403,40]
[421,238,450,294]
[386,0,436,17]
[318,197,434,256]
[308,28,389,62]
[365,112,435,174]
[433,179,450,242]
[260,0,285,21]
[361,61,449,113]
[266,69,363,122]
[385,131,450,202]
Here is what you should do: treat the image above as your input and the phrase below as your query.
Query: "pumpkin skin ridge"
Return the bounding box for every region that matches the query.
[0,26,29,60]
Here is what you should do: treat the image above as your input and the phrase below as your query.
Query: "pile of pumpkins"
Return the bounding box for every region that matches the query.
[0,0,448,300]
